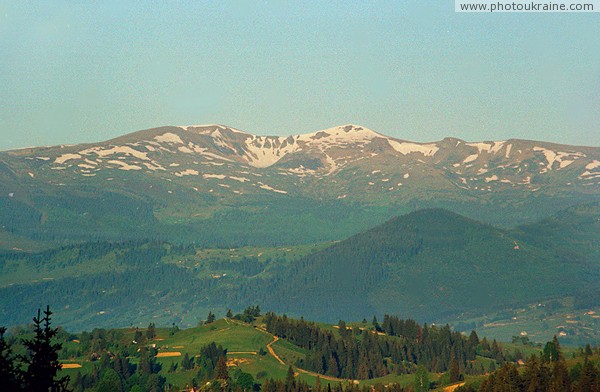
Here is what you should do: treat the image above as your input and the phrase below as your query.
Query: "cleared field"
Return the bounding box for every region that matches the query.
[443,383,466,392]
[155,351,182,358]
[159,319,272,353]
[60,363,82,369]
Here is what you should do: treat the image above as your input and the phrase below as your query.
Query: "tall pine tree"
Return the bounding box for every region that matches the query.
[0,326,22,391]
[20,306,70,391]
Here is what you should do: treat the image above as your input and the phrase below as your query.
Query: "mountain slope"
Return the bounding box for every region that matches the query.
[264,208,600,322]
[1,124,599,246]
[0,206,598,330]
[515,202,600,262]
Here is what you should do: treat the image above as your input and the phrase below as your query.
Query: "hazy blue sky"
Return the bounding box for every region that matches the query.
[1,1,599,149]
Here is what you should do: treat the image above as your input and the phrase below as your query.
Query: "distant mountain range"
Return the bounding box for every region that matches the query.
[1,124,599,246]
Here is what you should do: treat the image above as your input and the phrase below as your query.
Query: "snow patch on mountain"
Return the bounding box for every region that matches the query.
[107,160,142,171]
[203,174,226,180]
[533,147,586,171]
[463,154,478,163]
[178,146,193,153]
[325,155,338,175]
[466,142,505,154]
[55,153,82,164]
[559,160,574,169]
[143,162,165,171]
[259,183,287,194]
[79,146,149,160]
[244,136,301,168]
[175,169,199,177]
[298,125,381,144]
[179,124,249,135]
[387,140,439,156]
[155,133,184,144]
[586,160,600,170]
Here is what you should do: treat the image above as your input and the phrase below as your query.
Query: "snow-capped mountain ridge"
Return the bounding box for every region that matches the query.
[3,124,599,206]
[164,124,462,169]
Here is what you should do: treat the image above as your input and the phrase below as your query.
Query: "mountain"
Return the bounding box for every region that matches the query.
[1,124,599,246]
[1,206,598,331]
[262,207,600,323]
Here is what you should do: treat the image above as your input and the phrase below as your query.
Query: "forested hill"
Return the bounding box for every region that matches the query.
[264,207,600,322]
[1,205,599,331]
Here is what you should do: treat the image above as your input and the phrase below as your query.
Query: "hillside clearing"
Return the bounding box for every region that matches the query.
[155,351,181,358]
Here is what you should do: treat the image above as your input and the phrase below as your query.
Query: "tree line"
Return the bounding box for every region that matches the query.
[457,337,600,392]
[263,313,489,380]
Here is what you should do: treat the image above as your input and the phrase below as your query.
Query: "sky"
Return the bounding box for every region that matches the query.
[0,1,599,150]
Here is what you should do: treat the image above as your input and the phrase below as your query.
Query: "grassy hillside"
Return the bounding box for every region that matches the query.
[55,317,435,390]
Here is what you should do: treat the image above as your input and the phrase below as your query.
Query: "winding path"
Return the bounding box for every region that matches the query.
[224,318,351,383]
[266,335,285,365]
[443,382,466,392]
[258,326,351,382]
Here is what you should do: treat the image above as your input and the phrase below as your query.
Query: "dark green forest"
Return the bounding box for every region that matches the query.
[260,208,600,322]
[1,205,599,334]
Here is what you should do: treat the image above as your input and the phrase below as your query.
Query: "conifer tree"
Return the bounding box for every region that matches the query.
[549,358,570,392]
[372,316,381,332]
[578,356,599,392]
[216,355,229,380]
[338,320,348,338]
[20,306,70,391]
[542,336,561,363]
[146,322,156,340]
[414,365,429,392]
[0,326,22,391]
[449,356,460,383]
[285,366,296,390]
[314,376,322,392]
[182,352,192,370]
[138,346,153,376]
[207,311,216,324]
